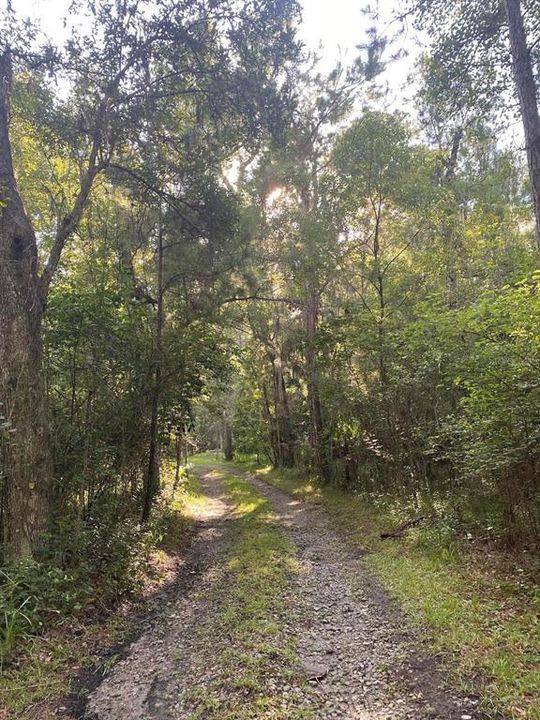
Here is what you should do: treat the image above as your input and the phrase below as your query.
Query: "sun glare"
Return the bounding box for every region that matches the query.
[266,186,285,206]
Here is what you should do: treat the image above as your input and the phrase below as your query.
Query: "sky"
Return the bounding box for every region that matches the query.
[300,0,423,109]
[300,0,419,70]
[301,0,395,67]
[13,0,407,53]
[10,0,422,113]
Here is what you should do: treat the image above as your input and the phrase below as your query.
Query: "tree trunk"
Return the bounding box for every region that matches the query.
[443,128,463,307]
[0,300,52,558]
[0,52,52,558]
[271,355,294,467]
[141,218,164,524]
[183,424,188,465]
[505,0,540,248]
[372,198,387,387]
[173,427,182,494]
[79,389,93,518]
[262,381,278,465]
[222,419,234,461]
[305,289,331,483]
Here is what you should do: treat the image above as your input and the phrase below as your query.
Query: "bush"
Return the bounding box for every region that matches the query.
[0,559,85,668]
[0,502,161,667]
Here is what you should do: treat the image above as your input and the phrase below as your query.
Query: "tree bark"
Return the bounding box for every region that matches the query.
[0,52,52,558]
[442,128,463,308]
[505,0,540,248]
[371,195,387,386]
[183,424,188,465]
[262,381,278,465]
[173,427,182,494]
[0,300,52,558]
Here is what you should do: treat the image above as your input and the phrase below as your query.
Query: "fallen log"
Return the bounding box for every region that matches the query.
[380,515,433,540]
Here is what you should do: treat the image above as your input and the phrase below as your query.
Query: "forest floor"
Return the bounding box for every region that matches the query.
[81,459,501,720]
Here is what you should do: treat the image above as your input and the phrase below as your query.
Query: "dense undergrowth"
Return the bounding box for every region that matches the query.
[229,457,540,720]
[0,460,202,720]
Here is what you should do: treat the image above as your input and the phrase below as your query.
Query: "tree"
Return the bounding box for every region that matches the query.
[248,68,356,481]
[505,0,540,245]
[410,0,540,247]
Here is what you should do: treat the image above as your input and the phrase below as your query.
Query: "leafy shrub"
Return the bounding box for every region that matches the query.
[0,559,83,668]
[0,504,160,667]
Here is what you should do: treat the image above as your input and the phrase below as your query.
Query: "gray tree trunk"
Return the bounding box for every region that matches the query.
[272,355,294,467]
[505,0,540,248]
[222,420,234,461]
[0,53,51,558]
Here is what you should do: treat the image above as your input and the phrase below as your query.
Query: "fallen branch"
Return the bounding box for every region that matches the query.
[380,516,433,540]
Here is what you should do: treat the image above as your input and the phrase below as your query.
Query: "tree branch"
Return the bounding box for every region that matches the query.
[40,100,109,299]
[220,293,304,308]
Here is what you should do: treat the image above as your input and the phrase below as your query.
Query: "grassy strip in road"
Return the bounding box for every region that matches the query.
[181,468,312,720]
[229,458,539,720]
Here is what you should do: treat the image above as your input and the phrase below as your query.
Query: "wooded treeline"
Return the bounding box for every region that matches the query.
[0,0,539,611]
[203,0,540,546]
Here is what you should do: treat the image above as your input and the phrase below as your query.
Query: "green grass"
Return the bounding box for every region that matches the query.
[179,468,312,719]
[188,450,224,467]
[0,613,133,720]
[367,549,539,719]
[233,460,540,720]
